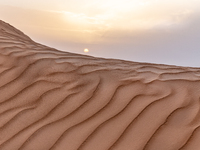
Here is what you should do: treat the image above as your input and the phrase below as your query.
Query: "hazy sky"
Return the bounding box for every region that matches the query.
[0,0,200,67]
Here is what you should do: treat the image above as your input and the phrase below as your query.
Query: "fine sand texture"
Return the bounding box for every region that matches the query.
[1,20,200,150]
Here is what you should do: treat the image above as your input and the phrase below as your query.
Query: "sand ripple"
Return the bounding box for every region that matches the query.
[1,20,200,150]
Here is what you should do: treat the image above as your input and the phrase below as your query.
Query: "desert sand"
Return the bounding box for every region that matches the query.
[1,19,200,150]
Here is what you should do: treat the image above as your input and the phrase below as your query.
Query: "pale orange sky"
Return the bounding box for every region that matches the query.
[0,0,200,67]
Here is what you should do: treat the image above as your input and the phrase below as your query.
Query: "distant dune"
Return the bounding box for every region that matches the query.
[1,20,200,150]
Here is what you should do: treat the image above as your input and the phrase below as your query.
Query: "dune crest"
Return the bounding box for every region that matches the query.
[1,20,200,150]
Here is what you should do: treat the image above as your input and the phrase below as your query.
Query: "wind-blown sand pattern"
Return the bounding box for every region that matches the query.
[1,20,200,150]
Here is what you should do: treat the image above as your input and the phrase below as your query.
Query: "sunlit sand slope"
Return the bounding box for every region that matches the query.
[1,20,200,150]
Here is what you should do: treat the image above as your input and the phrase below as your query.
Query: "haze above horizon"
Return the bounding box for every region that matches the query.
[0,0,200,67]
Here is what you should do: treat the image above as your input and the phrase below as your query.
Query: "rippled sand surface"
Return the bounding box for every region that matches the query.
[1,20,200,150]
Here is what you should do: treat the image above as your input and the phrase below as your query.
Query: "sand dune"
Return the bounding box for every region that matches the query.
[1,20,200,150]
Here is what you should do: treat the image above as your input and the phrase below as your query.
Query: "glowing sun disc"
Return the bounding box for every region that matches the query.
[84,48,89,53]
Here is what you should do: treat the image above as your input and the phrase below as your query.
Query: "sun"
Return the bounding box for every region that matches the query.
[84,48,89,53]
